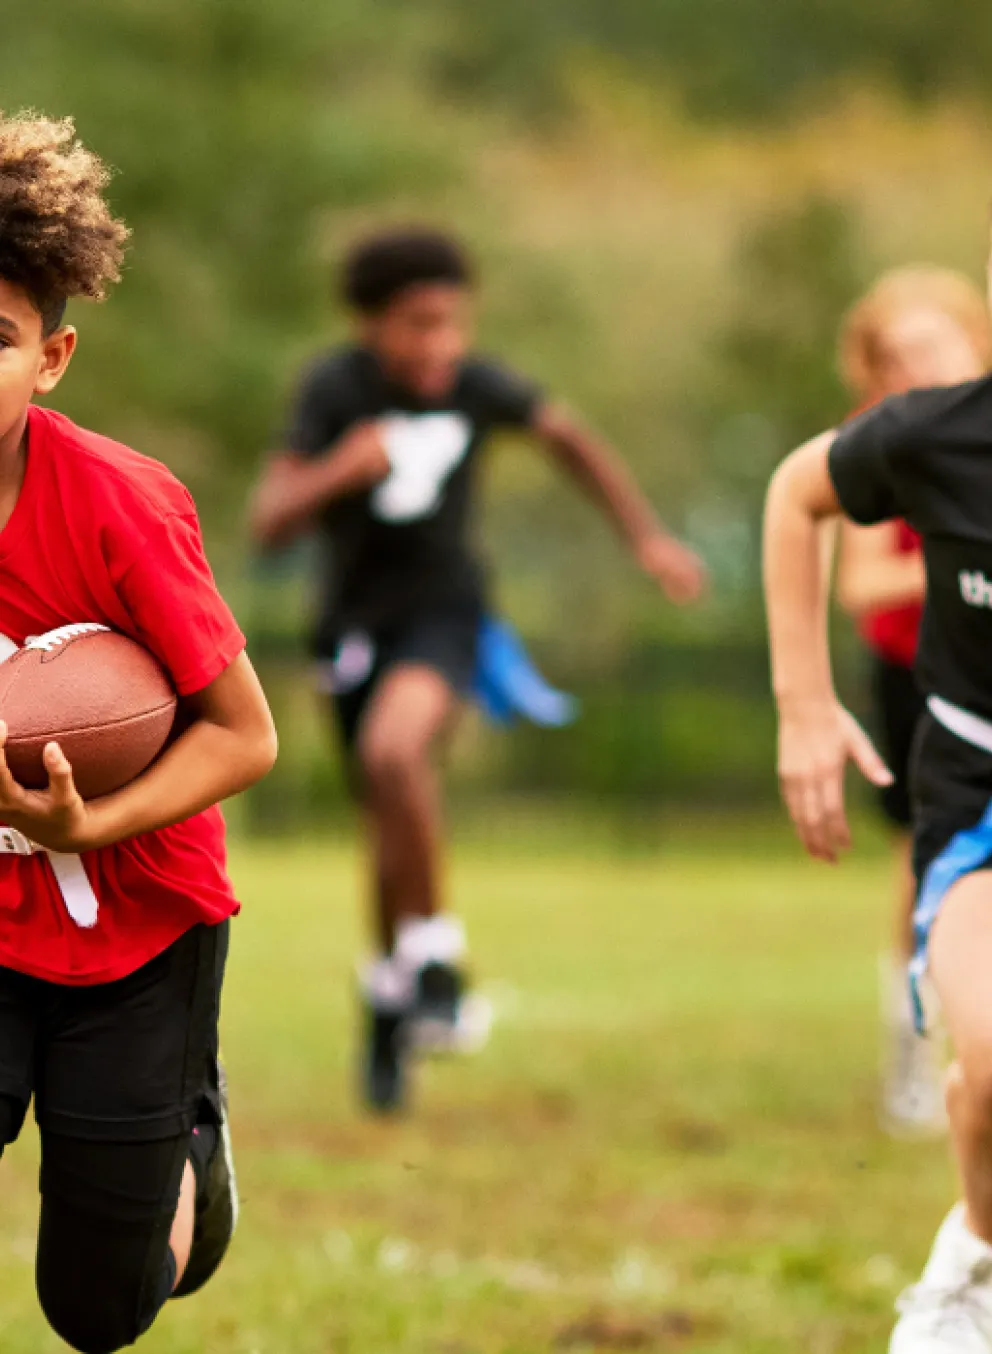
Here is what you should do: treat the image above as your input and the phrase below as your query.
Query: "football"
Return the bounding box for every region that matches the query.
[0,623,177,801]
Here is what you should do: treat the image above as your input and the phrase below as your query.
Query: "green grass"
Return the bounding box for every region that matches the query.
[0,827,954,1352]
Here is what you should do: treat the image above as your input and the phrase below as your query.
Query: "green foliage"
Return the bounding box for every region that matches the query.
[694,194,865,586]
[717,197,865,443]
[1,1,455,530]
[398,0,992,120]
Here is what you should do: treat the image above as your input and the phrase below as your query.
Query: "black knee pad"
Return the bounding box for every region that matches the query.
[36,1134,185,1353]
[37,1243,174,1353]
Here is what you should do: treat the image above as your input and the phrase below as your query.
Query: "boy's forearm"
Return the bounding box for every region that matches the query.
[535,406,661,549]
[82,717,277,850]
[763,451,837,709]
[250,424,389,546]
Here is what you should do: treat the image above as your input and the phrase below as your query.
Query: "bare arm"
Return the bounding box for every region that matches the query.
[835,520,925,616]
[533,402,707,603]
[764,432,892,861]
[248,423,389,548]
[0,651,278,853]
[765,432,843,707]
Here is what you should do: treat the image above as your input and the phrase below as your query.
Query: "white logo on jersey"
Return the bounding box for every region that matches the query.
[960,570,992,609]
[0,632,18,663]
[372,412,472,523]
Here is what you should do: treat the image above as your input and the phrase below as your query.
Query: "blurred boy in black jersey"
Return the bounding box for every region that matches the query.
[251,228,706,1111]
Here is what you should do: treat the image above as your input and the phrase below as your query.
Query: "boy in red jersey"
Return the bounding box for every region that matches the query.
[835,268,991,1134]
[0,112,276,1351]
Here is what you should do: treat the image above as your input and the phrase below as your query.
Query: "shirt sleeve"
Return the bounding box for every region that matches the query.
[827,400,907,525]
[465,360,543,429]
[117,510,246,697]
[283,359,357,458]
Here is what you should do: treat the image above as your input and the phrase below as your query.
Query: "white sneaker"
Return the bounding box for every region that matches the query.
[411,988,494,1056]
[890,1205,992,1352]
[882,956,947,1138]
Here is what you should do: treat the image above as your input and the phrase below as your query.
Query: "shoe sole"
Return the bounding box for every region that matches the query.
[410,992,495,1057]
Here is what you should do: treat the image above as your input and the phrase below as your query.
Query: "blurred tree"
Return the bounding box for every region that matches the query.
[0,0,455,545]
[400,0,992,121]
[681,197,867,624]
[718,196,865,443]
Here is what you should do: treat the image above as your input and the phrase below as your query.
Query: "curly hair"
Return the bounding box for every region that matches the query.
[342,227,473,314]
[0,111,129,334]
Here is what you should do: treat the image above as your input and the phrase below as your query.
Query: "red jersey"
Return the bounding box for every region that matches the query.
[0,405,246,985]
[858,519,923,668]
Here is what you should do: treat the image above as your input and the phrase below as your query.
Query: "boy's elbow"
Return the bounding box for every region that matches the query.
[240,720,279,788]
[255,723,279,780]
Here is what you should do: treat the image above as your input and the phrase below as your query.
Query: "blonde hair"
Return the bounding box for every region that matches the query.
[839,265,992,399]
[0,110,130,330]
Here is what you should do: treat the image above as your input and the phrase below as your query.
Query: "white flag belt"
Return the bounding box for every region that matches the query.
[0,828,99,928]
[928,695,992,757]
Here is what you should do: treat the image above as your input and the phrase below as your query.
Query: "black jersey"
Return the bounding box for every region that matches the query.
[829,376,992,720]
[284,346,541,651]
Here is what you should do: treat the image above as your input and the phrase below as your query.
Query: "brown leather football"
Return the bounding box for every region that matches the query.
[0,624,177,800]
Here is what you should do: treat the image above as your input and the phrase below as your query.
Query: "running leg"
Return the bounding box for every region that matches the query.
[35,1130,192,1354]
[888,869,992,1351]
[357,662,456,948]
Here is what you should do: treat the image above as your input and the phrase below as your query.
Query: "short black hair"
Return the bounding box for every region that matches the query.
[341,227,473,314]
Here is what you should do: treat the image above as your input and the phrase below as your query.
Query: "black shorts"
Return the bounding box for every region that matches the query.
[911,713,992,886]
[0,920,228,1146]
[870,655,926,828]
[321,607,482,753]
[908,712,992,1027]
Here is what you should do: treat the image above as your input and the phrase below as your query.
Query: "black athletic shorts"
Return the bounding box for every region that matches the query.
[0,920,228,1146]
[907,711,992,1029]
[911,713,992,888]
[870,655,926,828]
[321,605,482,754]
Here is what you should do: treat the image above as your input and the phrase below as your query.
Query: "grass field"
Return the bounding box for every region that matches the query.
[0,821,955,1353]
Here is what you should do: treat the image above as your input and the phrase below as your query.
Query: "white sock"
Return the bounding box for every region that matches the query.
[360,955,414,1012]
[394,915,466,973]
[880,951,916,1033]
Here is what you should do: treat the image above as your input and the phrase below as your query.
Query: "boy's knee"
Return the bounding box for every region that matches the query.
[37,1216,175,1354]
[36,1132,185,1353]
[359,732,427,791]
[950,1054,992,1121]
[37,1281,133,1354]
[37,1255,172,1354]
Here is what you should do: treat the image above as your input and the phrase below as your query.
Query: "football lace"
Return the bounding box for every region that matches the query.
[24,622,110,653]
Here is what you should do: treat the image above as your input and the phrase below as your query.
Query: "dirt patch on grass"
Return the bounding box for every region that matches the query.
[555,1308,718,1349]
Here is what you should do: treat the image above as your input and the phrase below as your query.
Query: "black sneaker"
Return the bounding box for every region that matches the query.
[409,962,493,1055]
[362,999,408,1114]
[172,1059,239,1299]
